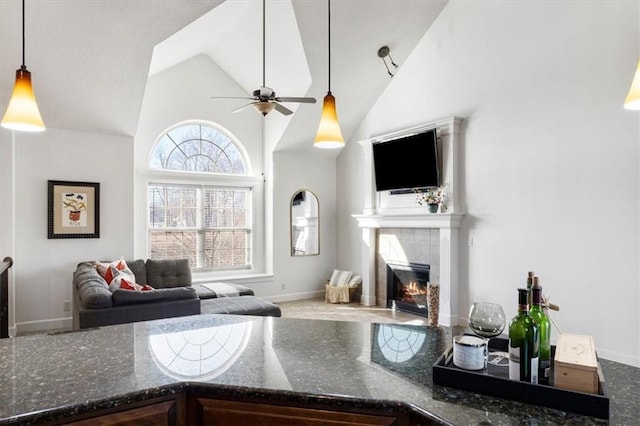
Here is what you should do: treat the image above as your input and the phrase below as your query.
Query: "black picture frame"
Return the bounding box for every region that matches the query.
[47,180,100,239]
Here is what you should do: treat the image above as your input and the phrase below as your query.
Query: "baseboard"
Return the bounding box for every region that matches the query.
[360,294,377,306]
[16,317,72,335]
[596,347,640,368]
[267,291,324,303]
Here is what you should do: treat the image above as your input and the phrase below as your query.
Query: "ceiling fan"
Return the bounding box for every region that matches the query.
[210,0,316,116]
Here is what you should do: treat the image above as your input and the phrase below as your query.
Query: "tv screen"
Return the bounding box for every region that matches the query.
[372,129,439,191]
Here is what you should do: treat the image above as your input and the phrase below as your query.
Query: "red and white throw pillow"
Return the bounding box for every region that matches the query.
[107,265,154,292]
[95,259,127,285]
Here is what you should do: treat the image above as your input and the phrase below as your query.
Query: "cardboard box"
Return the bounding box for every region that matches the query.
[554,333,599,394]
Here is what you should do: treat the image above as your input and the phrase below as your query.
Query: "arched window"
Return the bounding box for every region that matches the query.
[147,122,253,271]
[149,123,246,174]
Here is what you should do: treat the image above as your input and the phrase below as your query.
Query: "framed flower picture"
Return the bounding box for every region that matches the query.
[47,180,100,239]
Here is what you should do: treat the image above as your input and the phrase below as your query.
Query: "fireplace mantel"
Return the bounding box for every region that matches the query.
[353,116,464,327]
[353,211,463,326]
[353,211,464,230]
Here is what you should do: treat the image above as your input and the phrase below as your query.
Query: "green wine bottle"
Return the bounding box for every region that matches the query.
[508,288,539,383]
[530,276,551,385]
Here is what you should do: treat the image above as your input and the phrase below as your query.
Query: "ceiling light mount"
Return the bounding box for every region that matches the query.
[209,0,316,116]
[377,45,398,78]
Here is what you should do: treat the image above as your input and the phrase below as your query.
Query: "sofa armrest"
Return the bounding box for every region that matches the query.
[74,263,112,309]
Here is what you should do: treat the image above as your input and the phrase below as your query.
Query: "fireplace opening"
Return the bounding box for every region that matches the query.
[386,262,430,317]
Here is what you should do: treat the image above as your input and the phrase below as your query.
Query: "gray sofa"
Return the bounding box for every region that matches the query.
[73,259,200,329]
[73,258,281,329]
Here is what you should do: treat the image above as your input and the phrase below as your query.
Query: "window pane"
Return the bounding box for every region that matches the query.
[203,188,248,228]
[149,124,246,174]
[148,185,198,228]
[149,231,198,267]
[203,230,250,269]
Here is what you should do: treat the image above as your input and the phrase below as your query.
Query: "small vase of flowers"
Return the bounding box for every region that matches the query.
[416,186,447,213]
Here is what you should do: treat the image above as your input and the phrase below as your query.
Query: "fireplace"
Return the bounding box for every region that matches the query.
[386,262,430,317]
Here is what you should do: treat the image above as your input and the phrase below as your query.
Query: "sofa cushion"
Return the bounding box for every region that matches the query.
[193,283,254,299]
[126,259,147,285]
[74,263,113,309]
[146,259,191,289]
[112,286,197,306]
[200,296,281,317]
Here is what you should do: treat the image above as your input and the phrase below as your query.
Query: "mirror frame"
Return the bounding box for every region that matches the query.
[290,189,320,256]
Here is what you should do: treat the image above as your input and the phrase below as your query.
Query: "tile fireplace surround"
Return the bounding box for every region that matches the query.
[354,116,464,327]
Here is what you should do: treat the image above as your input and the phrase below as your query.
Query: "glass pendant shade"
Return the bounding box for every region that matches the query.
[624,60,640,110]
[1,67,45,132]
[314,92,344,149]
[255,102,275,116]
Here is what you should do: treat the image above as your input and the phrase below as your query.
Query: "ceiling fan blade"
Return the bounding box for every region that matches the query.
[231,102,257,114]
[275,96,317,104]
[273,102,294,116]
[211,96,256,100]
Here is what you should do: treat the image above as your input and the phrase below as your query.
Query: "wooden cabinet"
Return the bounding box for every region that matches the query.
[48,389,444,426]
[63,401,176,426]
[189,398,398,426]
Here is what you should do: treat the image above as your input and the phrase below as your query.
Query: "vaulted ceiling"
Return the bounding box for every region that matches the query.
[0,0,447,153]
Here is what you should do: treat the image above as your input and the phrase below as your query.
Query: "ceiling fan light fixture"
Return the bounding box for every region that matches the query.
[624,59,640,110]
[1,0,45,132]
[255,101,275,116]
[314,92,344,149]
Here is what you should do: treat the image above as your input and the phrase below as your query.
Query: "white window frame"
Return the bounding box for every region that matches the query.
[140,121,265,280]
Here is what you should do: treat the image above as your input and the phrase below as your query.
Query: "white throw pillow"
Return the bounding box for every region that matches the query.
[329,269,353,287]
[348,275,362,287]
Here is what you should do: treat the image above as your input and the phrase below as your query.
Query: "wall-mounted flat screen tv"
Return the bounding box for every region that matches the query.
[372,128,439,192]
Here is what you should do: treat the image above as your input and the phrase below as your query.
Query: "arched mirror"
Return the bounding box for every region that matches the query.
[290,190,319,256]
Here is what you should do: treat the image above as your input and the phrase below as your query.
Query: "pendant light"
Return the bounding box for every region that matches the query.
[624,59,640,110]
[1,0,45,132]
[314,0,344,149]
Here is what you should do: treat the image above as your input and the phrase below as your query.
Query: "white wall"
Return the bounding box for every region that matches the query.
[272,152,337,301]
[134,54,266,276]
[1,127,133,333]
[134,54,263,174]
[338,0,640,366]
[134,53,335,300]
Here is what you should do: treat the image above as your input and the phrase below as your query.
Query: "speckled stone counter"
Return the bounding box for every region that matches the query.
[0,314,638,425]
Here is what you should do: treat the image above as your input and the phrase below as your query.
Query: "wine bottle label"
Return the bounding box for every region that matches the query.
[531,357,539,384]
[540,360,551,384]
[508,346,520,380]
[540,360,550,377]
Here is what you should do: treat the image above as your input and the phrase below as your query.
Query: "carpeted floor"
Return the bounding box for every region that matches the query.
[277,297,430,325]
[18,298,429,336]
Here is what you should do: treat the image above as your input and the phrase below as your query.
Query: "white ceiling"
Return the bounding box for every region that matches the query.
[0,0,448,152]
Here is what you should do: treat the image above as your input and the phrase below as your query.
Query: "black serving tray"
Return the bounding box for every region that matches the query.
[432,337,609,419]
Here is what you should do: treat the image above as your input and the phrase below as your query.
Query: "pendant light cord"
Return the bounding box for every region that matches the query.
[21,0,26,68]
[327,0,331,93]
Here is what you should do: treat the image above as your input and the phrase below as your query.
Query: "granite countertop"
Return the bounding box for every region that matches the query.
[0,314,638,425]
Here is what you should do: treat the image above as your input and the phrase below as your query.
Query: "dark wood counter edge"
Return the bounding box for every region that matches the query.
[0,382,454,426]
